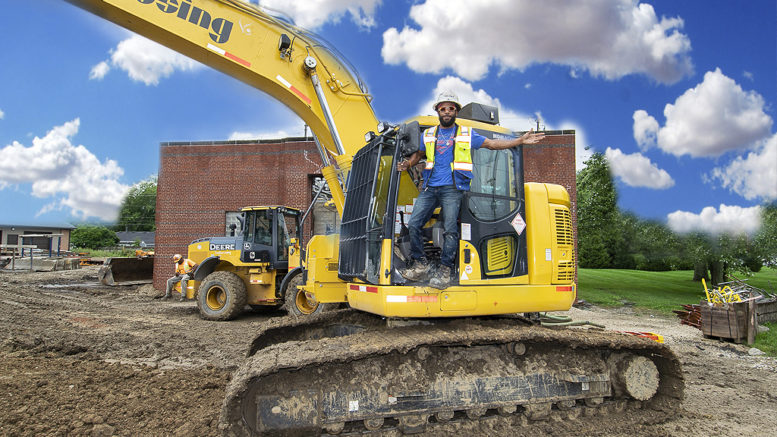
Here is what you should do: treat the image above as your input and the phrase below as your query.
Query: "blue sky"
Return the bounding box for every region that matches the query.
[1,0,775,235]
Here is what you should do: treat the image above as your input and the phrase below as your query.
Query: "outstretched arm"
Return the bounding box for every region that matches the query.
[482,129,545,150]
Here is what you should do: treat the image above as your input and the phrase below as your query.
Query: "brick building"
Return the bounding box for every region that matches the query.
[154,137,322,289]
[522,130,578,232]
[154,132,576,289]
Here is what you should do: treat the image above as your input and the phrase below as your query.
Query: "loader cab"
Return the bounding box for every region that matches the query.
[239,206,301,270]
[339,112,529,285]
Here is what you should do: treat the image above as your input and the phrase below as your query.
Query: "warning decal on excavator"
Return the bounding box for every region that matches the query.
[276,75,312,105]
[207,44,250,67]
[511,212,526,235]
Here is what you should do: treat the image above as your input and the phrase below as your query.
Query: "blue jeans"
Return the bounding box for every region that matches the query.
[408,185,462,268]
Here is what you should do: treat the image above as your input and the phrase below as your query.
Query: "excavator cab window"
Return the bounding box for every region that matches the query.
[468,146,521,221]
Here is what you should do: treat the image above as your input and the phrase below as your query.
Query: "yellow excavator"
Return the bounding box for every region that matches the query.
[63,1,684,435]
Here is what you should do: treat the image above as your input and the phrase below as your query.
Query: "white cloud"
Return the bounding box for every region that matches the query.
[633,109,659,150]
[709,133,777,201]
[257,0,381,29]
[419,76,530,122]
[605,147,674,189]
[89,61,110,80]
[382,0,692,83]
[228,129,294,141]
[90,34,201,86]
[635,68,772,158]
[0,108,5,119]
[0,119,130,221]
[667,204,762,235]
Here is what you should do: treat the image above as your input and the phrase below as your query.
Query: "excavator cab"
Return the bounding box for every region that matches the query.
[338,120,529,286]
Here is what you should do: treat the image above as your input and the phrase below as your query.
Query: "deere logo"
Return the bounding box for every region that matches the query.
[210,243,235,251]
[138,0,234,44]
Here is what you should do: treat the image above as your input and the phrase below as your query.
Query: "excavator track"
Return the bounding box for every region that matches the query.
[221,310,684,436]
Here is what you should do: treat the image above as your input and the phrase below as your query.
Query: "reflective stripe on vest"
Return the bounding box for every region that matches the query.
[423,128,437,170]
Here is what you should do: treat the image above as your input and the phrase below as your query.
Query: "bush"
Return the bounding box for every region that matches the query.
[71,225,119,250]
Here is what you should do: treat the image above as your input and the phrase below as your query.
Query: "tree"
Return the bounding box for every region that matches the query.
[71,225,119,249]
[115,176,157,231]
[631,219,682,271]
[576,152,618,268]
[755,202,777,268]
[682,230,761,286]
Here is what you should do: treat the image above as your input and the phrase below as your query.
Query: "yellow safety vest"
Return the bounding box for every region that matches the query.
[422,124,474,190]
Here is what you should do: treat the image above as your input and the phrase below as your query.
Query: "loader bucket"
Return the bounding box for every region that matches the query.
[97,257,154,285]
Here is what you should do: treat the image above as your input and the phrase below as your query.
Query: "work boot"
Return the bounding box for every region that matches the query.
[179,294,186,302]
[162,293,171,300]
[429,264,453,289]
[400,259,432,282]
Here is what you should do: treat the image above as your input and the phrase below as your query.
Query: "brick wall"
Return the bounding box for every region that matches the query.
[153,132,577,289]
[522,130,578,266]
[153,138,321,289]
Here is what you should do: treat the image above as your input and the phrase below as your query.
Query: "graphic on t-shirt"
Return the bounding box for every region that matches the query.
[435,128,455,156]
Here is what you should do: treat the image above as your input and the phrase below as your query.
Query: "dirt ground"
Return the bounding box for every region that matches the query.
[1,266,776,436]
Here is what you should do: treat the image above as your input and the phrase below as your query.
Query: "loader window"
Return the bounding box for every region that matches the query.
[276,212,292,262]
[253,210,273,246]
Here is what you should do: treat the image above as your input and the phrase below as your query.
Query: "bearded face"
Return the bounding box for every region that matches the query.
[436,103,458,128]
[439,112,456,127]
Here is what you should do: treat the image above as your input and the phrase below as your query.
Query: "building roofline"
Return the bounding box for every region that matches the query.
[0,223,76,230]
[161,136,314,147]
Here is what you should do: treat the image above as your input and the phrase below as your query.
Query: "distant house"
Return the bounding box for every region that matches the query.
[0,223,75,255]
[116,231,155,248]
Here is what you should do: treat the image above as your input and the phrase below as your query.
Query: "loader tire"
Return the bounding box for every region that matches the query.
[197,271,247,321]
[283,272,329,317]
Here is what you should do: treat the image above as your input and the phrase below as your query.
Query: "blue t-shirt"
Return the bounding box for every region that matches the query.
[421,125,486,187]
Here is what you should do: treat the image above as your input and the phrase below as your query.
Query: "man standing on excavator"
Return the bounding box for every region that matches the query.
[397,91,545,289]
[164,254,197,301]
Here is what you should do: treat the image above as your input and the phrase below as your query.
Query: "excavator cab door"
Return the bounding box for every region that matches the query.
[460,142,529,278]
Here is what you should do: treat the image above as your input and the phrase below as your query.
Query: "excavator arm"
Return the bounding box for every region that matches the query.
[64,0,380,213]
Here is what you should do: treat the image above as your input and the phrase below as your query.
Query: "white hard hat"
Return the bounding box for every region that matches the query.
[172,254,182,262]
[433,90,462,112]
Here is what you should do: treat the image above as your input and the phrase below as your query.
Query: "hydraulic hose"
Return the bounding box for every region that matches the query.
[539,313,605,329]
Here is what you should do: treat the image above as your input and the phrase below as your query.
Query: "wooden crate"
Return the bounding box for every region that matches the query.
[700,301,750,343]
[757,299,777,324]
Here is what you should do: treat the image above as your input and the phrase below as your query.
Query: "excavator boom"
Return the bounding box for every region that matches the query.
[65,0,379,212]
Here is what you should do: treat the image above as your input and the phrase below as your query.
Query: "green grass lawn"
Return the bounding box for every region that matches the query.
[578,268,777,314]
[577,267,777,356]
